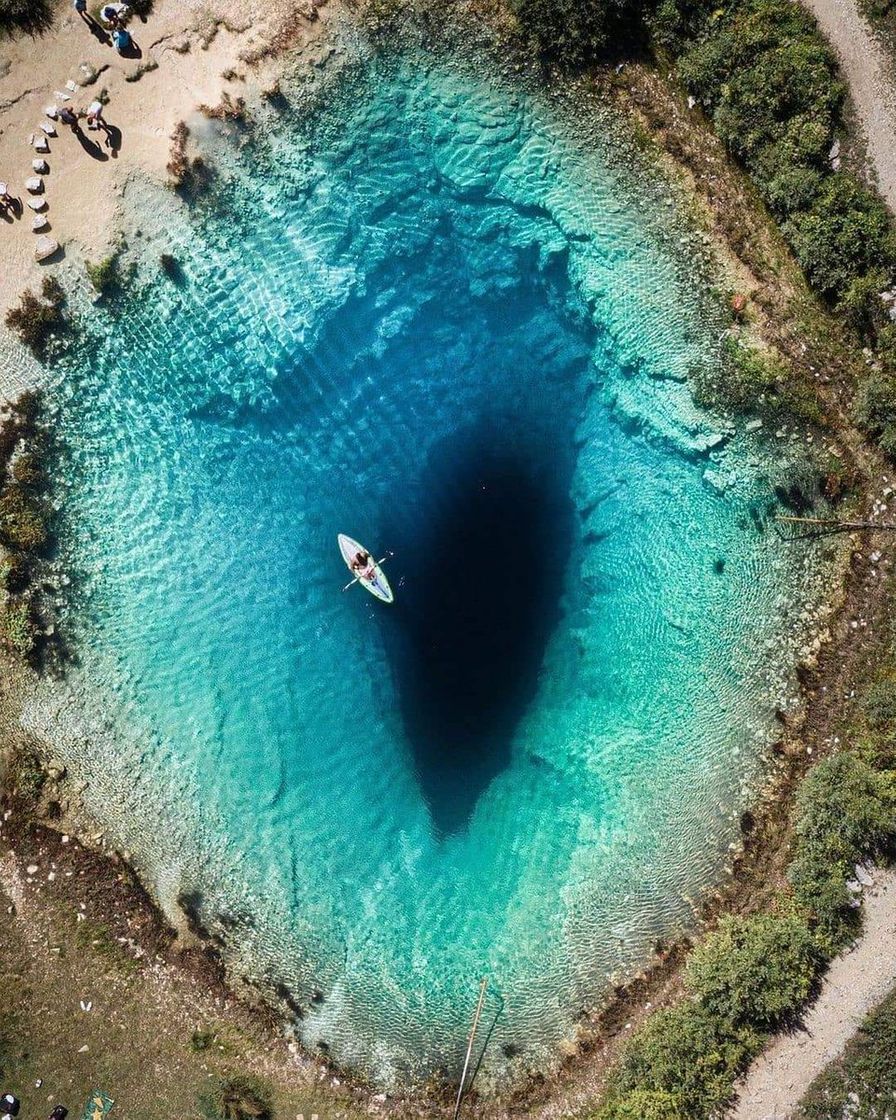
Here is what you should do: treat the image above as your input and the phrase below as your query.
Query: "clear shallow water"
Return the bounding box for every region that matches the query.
[29,50,823,1086]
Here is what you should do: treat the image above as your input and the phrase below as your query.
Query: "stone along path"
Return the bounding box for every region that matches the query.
[730,870,896,1119]
[802,0,896,213]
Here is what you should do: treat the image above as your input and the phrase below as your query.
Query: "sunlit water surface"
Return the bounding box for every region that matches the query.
[26,49,825,1086]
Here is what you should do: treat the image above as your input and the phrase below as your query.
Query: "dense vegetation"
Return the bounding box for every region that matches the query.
[796,986,896,1119]
[0,391,54,661]
[512,0,896,449]
[593,743,896,1120]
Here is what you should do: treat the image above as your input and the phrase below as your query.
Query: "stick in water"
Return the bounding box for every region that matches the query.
[453,977,489,1120]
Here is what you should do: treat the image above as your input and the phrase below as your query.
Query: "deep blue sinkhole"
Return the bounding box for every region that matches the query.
[381,427,576,833]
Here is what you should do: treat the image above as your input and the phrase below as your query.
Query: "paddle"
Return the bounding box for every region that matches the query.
[342,553,393,592]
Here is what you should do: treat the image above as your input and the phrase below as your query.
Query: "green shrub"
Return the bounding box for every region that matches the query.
[0,554,32,595]
[687,912,818,1030]
[694,337,787,412]
[190,1028,215,1052]
[599,1088,685,1119]
[676,0,843,207]
[862,678,896,731]
[856,369,896,455]
[510,0,640,63]
[605,1002,762,1119]
[198,1076,272,1120]
[789,753,896,952]
[784,175,896,304]
[0,484,48,553]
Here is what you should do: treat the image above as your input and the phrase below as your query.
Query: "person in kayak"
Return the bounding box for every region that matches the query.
[352,550,374,579]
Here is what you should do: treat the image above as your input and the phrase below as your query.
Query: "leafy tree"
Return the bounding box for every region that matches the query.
[784,174,896,302]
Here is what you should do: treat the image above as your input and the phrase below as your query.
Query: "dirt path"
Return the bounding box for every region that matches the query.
[801,0,896,213]
[730,870,896,1120]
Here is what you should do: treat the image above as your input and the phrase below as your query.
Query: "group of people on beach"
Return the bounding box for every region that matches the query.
[56,99,114,146]
[73,0,134,53]
[0,0,128,241]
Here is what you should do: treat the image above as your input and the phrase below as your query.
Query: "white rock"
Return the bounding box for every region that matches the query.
[31,214,48,231]
[34,235,59,261]
[40,121,56,136]
[32,159,49,174]
[44,106,58,119]
[25,177,43,193]
[829,138,841,161]
[745,418,763,431]
[34,136,49,153]
[855,863,874,887]
[27,197,47,211]
[26,864,38,875]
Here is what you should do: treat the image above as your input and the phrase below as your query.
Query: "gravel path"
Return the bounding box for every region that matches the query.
[801,0,896,213]
[730,870,896,1120]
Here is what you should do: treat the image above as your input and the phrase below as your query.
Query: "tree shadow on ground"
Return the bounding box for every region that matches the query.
[0,0,54,36]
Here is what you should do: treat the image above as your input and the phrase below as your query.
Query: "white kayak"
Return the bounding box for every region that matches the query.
[338,533,394,604]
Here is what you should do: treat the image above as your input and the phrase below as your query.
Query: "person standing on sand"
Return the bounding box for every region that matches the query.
[86,100,105,130]
[74,0,109,41]
[58,106,79,129]
[87,99,116,148]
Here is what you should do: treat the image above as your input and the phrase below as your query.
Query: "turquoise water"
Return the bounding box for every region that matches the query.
[30,51,822,1087]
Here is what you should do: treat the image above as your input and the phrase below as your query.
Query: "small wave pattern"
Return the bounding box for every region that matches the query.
[34,52,819,1088]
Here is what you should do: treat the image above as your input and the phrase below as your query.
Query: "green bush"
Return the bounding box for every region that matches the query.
[687,912,818,1030]
[510,0,640,63]
[676,0,843,210]
[856,369,896,456]
[0,554,32,595]
[604,1002,762,1119]
[789,753,896,952]
[861,678,896,731]
[190,1028,215,1052]
[784,175,896,304]
[599,1089,685,1119]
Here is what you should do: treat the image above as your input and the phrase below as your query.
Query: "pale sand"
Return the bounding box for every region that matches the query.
[730,870,896,1120]
[0,0,328,318]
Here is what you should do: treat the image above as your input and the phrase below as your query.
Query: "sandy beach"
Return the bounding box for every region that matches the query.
[0,0,330,317]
